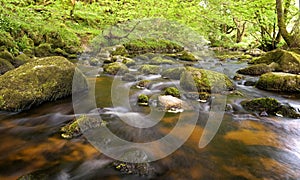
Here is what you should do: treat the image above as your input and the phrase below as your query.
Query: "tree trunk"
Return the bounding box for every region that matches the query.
[233,18,246,43]
[275,0,299,47]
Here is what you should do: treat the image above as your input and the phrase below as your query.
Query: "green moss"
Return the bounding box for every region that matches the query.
[13,54,31,67]
[0,56,88,111]
[149,56,174,65]
[0,50,14,62]
[178,50,197,61]
[122,57,136,67]
[249,49,300,74]
[256,72,300,92]
[161,67,185,80]
[103,62,129,75]
[164,87,180,98]
[0,95,4,107]
[35,43,52,57]
[137,94,149,105]
[237,63,273,75]
[0,58,14,75]
[241,97,300,118]
[111,45,128,56]
[139,64,160,74]
[53,48,69,57]
[180,67,234,93]
[89,58,100,66]
[61,120,80,139]
[123,38,184,55]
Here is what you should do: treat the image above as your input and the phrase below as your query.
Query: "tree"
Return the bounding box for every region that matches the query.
[276,0,300,48]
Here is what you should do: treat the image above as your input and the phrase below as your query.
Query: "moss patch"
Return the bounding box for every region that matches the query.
[35,43,52,57]
[13,53,32,67]
[177,50,197,61]
[123,38,184,55]
[139,64,160,74]
[149,56,174,65]
[0,58,14,75]
[249,49,300,74]
[0,50,14,62]
[137,94,149,106]
[103,62,129,75]
[256,72,300,92]
[237,63,273,75]
[0,56,87,111]
[241,97,300,118]
[164,87,180,98]
[180,67,234,93]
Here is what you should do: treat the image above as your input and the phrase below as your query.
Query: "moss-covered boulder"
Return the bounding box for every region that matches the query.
[13,53,32,67]
[121,57,136,67]
[161,67,185,80]
[237,63,273,75]
[35,43,52,57]
[256,72,300,92]
[177,50,197,61]
[0,56,87,111]
[103,62,129,75]
[111,45,129,56]
[241,97,300,118]
[123,38,184,55]
[0,50,14,62]
[249,49,300,74]
[149,56,174,65]
[0,58,14,75]
[164,87,180,98]
[180,67,234,93]
[137,94,149,106]
[139,64,160,74]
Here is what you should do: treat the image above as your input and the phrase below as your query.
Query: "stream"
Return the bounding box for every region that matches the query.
[0,51,300,180]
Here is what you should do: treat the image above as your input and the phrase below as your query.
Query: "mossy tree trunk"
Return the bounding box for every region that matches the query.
[276,0,300,48]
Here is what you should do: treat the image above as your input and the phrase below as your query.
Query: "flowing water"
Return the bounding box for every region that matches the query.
[0,54,300,180]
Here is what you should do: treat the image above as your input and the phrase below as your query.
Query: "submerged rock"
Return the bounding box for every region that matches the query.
[180,67,234,93]
[103,62,129,75]
[249,49,300,74]
[237,63,273,75]
[0,56,87,111]
[241,97,300,118]
[256,72,300,92]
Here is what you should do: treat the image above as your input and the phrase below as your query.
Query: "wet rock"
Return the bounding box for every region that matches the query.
[121,57,136,67]
[89,58,100,66]
[111,45,128,56]
[244,81,256,86]
[256,72,300,92]
[237,63,273,75]
[233,74,245,81]
[136,80,151,89]
[249,49,300,74]
[161,67,185,80]
[137,94,149,106]
[139,64,160,74]
[0,58,14,75]
[177,50,197,61]
[113,161,154,176]
[180,66,234,93]
[0,56,87,111]
[149,56,174,65]
[245,48,265,57]
[103,62,129,75]
[158,95,191,111]
[241,97,300,118]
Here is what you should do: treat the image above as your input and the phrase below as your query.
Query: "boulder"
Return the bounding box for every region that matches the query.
[158,95,191,111]
[180,67,234,93]
[256,72,300,92]
[0,58,14,75]
[237,63,273,75]
[139,64,160,74]
[241,97,300,118]
[164,87,180,98]
[0,56,87,111]
[249,49,300,74]
[103,62,129,75]
[161,67,185,80]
